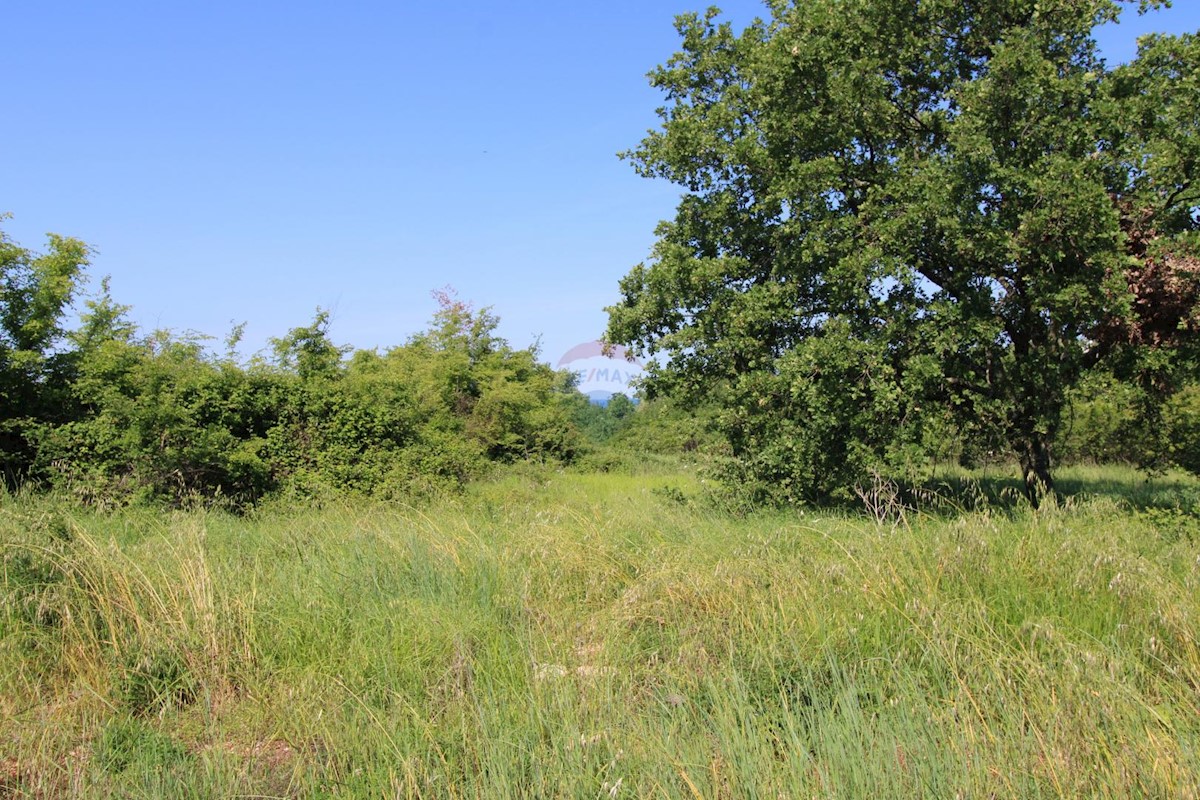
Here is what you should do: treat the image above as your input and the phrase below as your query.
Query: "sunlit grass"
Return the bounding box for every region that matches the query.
[2,467,1198,797]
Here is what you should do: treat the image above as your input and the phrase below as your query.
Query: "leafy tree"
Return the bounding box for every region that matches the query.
[1057,372,1149,465]
[397,289,579,465]
[1165,384,1200,474]
[0,218,91,486]
[607,0,1199,504]
[269,308,349,380]
[569,392,638,443]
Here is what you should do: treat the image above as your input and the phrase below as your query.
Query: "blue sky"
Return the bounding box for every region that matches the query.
[4,1,1198,367]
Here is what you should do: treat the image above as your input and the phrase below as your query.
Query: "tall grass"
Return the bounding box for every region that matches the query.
[2,467,1198,797]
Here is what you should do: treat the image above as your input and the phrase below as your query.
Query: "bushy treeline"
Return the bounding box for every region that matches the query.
[5,221,1194,511]
[718,367,1200,507]
[1,226,585,507]
[1057,372,1200,473]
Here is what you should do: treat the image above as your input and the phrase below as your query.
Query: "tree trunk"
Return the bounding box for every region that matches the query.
[1018,435,1054,508]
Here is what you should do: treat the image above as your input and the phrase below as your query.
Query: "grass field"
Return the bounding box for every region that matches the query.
[2,464,1199,798]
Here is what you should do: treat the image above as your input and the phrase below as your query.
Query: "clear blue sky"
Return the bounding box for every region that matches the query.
[4,1,1197,366]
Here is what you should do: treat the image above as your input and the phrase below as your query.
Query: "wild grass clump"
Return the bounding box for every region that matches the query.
[2,467,1198,797]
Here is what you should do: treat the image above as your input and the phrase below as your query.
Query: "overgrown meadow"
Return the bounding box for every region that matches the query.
[5,223,1200,798]
[6,0,1200,794]
[3,463,1199,798]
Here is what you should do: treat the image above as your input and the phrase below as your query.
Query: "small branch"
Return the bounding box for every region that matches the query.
[1161,180,1194,213]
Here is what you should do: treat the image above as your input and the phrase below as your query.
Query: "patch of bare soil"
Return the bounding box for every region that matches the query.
[205,738,313,797]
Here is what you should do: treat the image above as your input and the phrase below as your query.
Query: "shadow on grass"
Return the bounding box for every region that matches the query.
[1055,469,1200,512]
[910,464,1200,517]
[677,463,1200,526]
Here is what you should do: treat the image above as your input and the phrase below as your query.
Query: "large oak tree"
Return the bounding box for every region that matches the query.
[607,0,1199,503]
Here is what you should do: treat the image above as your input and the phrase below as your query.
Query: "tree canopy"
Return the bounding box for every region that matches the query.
[0,219,91,484]
[607,0,1200,504]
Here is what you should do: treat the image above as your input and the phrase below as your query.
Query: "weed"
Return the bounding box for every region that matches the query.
[95,717,190,775]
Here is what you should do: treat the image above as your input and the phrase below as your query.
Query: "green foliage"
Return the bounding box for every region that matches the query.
[567,391,729,477]
[1058,372,1151,465]
[120,646,199,717]
[1165,384,1200,475]
[713,323,932,505]
[30,286,580,506]
[268,308,348,379]
[568,392,637,443]
[36,326,281,506]
[0,217,583,506]
[0,218,91,487]
[607,1,1200,504]
[610,393,716,455]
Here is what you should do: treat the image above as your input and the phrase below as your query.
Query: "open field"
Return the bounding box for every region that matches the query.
[3,465,1200,798]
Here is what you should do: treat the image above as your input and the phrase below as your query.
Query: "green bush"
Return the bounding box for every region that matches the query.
[713,327,930,505]
[31,294,582,507]
[1165,385,1200,476]
[1058,373,1150,466]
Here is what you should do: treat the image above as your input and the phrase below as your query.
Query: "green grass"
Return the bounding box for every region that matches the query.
[2,466,1199,797]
